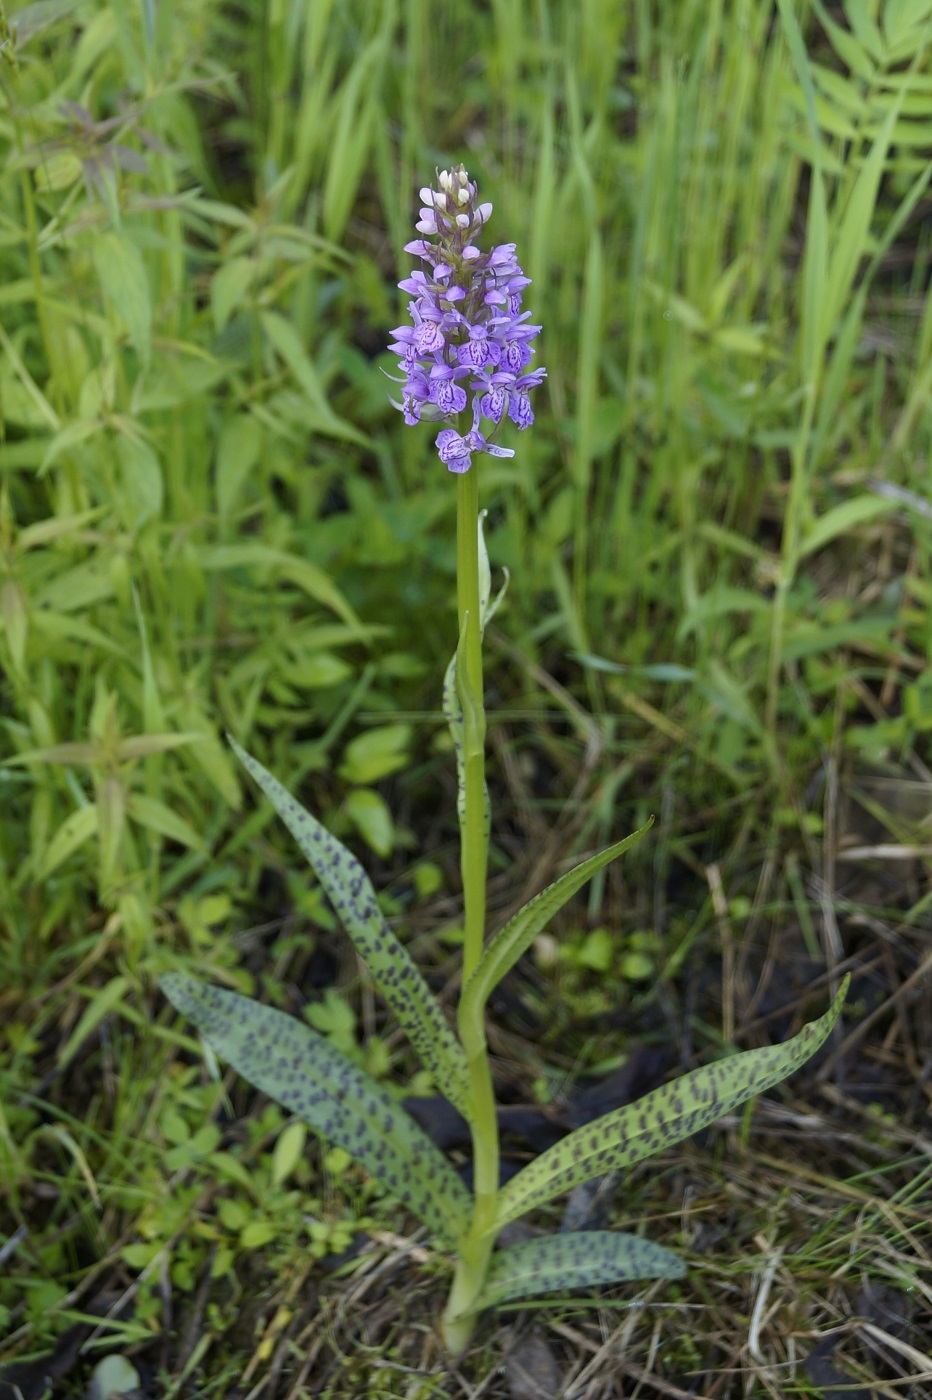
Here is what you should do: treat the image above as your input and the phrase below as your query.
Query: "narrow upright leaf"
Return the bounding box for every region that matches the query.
[492,978,849,1231]
[799,495,898,558]
[459,824,652,1041]
[455,1230,685,1317]
[228,738,471,1116]
[161,975,471,1247]
[443,616,489,843]
[443,512,506,846]
[93,232,152,364]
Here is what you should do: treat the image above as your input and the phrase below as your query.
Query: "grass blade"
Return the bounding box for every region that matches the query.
[493,978,849,1232]
[161,974,471,1247]
[228,738,471,1116]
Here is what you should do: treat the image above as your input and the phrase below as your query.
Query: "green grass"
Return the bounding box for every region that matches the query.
[2,0,932,1394]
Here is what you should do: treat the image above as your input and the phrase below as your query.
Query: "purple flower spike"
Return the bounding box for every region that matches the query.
[390,164,546,472]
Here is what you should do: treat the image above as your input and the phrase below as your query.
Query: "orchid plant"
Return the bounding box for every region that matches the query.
[162,166,849,1358]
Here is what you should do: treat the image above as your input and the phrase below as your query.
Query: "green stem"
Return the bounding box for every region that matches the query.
[441,463,499,1356]
[455,465,487,983]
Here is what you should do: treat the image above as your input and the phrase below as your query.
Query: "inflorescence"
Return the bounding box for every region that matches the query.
[389,165,546,473]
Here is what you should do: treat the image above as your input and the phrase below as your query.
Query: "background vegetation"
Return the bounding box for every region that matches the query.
[1,0,930,1395]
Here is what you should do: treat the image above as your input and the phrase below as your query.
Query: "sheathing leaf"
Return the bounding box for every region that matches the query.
[228,738,470,1115]
[493,978,849,1231]
[459,823,652,1035]
[443,513,506,847]
[161,975,470,1247]
[443,620,489,843]
[460,1230,685,1315]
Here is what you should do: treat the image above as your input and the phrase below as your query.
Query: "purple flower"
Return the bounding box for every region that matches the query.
[436,405,516,474]
[390,164,546,472]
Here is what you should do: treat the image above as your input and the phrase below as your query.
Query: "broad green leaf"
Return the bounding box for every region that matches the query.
[34,558,113,612]
[459,825,652,1043]
[161,975,471,1247]
[125,793,207,853]
[97,773,126,891]
[844,0,886,59]
[1,577,27,671]
[228,738,471,1116]
[87,1355,141,1400]
[271,1121,307,1186]
[211,257,255,334]
[260,311,368,445]
[58,975,130,1068]
[782,616,898,662]
[39,419,104,474]
[492,978,849,1232]
[93,233,152,365]
[345,788,395,858]
[32,609,126,659]
[195,543,362,631]
[811,0,877,79]
[883,0,932,55]
[18,508,102,551]
[115,432,163,527]
[177,697,241,809]
[37,803,99,879]
[677,586,770,640]
[11,0,86,49]
[7,733,200,767]
[338,723,411,785]
[699,662,765,738]
[215,412,262,517]
[455,1230,685,1316]
[283,652,353,689]
[799,495,898,558]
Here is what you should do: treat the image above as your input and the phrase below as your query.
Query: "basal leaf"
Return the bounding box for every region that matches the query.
[493,977,849,1232]
[459,824,652,1041]
[228,738,471,1116]
[161,975,471,1247]
[456,1230,685,1315]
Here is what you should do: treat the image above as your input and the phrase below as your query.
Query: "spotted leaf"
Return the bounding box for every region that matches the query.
[454,1230,685,1316]
[228,737,470,1116]
[458,823,653,1042]
[161,975,471,1246]
[493,977,849,1232]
